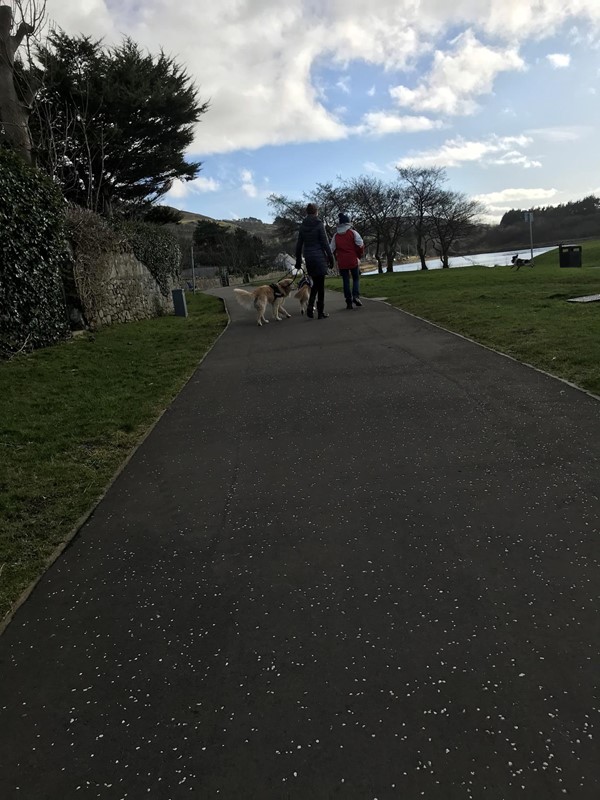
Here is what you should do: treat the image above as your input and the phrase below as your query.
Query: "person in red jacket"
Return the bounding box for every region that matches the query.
[330,213,365,309]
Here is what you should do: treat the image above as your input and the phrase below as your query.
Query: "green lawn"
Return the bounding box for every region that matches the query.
[0,293,227,622]
[332,242,600,396]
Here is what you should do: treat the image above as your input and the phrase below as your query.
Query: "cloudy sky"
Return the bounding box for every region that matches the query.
[46,0,600,223]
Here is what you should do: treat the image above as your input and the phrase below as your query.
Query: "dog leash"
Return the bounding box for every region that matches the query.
[277,265,306,286]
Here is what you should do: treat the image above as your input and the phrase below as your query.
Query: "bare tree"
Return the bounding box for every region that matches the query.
[428,191,485,268]
[268,182,345,241]
[268,193,306,239]
[0,0,45,163]
[219,227,265,280]
[310,182,347,237]
[344,175,410,273]
[397,166,447,271]
[33,89,108,212]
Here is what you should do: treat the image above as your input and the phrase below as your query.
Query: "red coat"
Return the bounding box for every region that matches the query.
[331,225,365,269]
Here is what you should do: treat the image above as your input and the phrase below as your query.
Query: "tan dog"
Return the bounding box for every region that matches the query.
[233,278,294,326]
[294,283,310,315]
[294,275,312,315]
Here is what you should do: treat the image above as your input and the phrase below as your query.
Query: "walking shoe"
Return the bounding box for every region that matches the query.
[306,308,314,318]
[318,312,329,319]
[346,299,353,310]
[353,297,362,307]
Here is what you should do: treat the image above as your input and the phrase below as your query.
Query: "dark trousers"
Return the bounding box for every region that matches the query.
[341,266,360,300]
[308,275,325,312]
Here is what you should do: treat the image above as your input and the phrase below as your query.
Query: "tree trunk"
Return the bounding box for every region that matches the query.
[415,228,429,270]
[0,6,34,164]
[385,253,394,272]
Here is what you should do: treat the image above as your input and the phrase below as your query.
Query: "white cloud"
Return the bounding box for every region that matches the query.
[241,169,258,197]
[547,53,571,68]
[473,187,559,205]
[357,112,444,136]
[474,186,560,223]
[46,0,113,37]
[363,161,387,174]
[489,151,542,168]
[526,126,588,142]
[43,0,600,155]
[164,175,220,200]
[395,134,538,169]
[479,1,600,39]
[164,181,188,200]
[390,29,526,116]
[336,76,351,94]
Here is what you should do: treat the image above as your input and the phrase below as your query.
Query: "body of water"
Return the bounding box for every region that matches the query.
[363,246,558,274]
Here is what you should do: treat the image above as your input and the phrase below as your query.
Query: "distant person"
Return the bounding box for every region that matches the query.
[295,203,334,319]
[330,213,365,309]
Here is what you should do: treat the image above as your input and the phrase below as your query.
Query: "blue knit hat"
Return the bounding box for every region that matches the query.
[338,212,350,224]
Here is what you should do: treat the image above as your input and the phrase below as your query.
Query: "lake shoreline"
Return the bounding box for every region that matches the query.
[361,246,558,274]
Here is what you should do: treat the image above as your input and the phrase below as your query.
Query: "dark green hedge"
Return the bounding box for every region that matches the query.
[0,148,70,358]
[117,220,181,296]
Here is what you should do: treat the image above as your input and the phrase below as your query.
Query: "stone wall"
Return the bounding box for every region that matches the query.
[75,251,175,331]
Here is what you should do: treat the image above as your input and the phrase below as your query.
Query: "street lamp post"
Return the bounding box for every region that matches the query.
[191,244,196,293]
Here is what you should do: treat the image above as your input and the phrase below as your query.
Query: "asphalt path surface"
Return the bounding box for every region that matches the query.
[1,286,599,799]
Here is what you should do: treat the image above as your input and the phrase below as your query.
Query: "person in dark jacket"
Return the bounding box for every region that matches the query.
[295,203,334,319]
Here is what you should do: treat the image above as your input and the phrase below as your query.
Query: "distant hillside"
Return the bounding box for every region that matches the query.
[164,208,287,271]
[163,206,234,228]
[164,207,277,238]
[226,216,279,240]
[177,209,214,224]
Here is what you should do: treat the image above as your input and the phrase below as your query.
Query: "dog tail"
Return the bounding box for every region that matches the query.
[233,288,256,310]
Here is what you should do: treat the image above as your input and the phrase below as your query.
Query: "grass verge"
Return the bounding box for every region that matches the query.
[0,292,227,622]
[329,242,600,396]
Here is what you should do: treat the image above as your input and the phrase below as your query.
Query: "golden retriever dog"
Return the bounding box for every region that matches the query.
[233,278,294,326]
[295,284,310,315]
[294,275,312,315]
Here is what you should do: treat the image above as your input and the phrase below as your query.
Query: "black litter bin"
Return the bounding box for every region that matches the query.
[559,244,582,268]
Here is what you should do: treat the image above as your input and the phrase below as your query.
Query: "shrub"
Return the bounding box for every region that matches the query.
[118,221,182,295]
[0,148,70,358]
[64,210,182,327]
[64,205,124,321]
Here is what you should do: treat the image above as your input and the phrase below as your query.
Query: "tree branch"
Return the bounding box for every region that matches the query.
[11,19,33,49]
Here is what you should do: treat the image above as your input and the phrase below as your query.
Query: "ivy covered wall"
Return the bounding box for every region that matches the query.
[0,148,70,358]
[1,148,183,357]
[65,208,180,330]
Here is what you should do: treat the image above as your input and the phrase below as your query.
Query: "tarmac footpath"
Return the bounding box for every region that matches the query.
[0,287,599,799]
